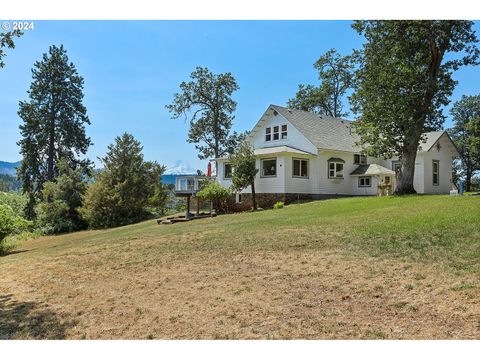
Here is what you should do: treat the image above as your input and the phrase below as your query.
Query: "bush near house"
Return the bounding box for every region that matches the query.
[273,201,284,209]
[196,180,231,213]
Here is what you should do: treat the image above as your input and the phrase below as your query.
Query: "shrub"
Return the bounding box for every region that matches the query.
[273,201,285,209]
[0,192,28,218]
[80,133,167,228]
[197,180,231,213]
[37,162,88,234]
[0,204,32,254]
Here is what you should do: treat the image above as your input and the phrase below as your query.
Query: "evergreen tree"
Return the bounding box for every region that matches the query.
[80,133,166,228]
[37,160,89,234]
[17,45,92,218]
[351,21,479,194]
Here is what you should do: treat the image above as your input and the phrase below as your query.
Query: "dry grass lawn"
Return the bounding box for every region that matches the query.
[1,195,479,339]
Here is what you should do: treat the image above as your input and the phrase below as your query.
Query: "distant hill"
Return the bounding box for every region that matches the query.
[0,161,21,176]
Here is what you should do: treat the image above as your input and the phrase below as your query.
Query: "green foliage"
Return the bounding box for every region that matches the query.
[287,49,355,118]
[0,191,27,218]
[351,21,479,194]
[0,204,31,254]
[273,201,284,209]
[0,29,22,68]
[166,66,245,159]
[448,95,480,191]
[197,180,230,203]
[0,174,22,192]
[17,45,92,218]
[80,133,167,228]
[468,116,480,165]
[37,161,88,234]
[228,142,259,210]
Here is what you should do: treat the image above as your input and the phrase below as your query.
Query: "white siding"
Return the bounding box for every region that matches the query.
[421,136,454,194]
[384,156,424,194]
[250,114,317,155]
[216,156,287,194]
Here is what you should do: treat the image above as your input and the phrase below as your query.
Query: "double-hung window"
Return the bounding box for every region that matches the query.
[281,125,288,139]
[265,127,271,141]
[328,158,344,179]
[273,126,279,140]
[432,160,439,186]
[293,158,308,178]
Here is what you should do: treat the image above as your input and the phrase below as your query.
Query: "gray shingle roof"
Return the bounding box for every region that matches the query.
[350,164,396,176]
[271,105,360,152]
[271,105,449,154]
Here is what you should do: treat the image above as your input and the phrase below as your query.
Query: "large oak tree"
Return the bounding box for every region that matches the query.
[166,66,245,161]
[288,49,355,118]
[17,45,92,218]
[351,21,479,194]
[448,95,480,191]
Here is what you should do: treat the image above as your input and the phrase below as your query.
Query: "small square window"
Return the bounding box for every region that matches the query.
[358,176,371,187]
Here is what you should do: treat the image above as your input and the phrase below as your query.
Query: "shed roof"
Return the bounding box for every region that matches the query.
[350,164,396,176]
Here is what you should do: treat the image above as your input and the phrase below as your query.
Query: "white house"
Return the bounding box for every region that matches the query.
[216,105,460,208]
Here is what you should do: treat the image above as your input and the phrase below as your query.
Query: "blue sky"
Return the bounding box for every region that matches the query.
[1,20,479,172]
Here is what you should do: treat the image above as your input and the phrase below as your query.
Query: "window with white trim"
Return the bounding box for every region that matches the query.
[281,125,288,139]
[433,160,439,186]
[293,158,308,178]
[328,161,344,179]
[358,176,371,187]
[261,158,277,177]
[354,154,367,165]
[265,127,271,141]
[224,163,233,179]
[273,126,279,140]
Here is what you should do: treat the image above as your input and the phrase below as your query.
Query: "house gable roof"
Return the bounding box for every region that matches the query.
[270,105,360,153]
[263,105,459,157]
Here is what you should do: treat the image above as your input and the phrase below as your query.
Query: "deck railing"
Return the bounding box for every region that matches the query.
[174,175,209,194]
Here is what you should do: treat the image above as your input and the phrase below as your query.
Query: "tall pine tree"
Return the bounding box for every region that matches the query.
[17,45,91,218]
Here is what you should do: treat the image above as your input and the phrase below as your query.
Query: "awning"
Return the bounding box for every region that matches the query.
[350,164,396,176]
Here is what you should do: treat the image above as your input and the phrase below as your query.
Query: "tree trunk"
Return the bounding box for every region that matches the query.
[465,164,472,192]
[251,181,257,210]
[394,149,417,195]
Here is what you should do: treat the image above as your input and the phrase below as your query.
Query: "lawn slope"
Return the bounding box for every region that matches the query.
[1,195,479,339]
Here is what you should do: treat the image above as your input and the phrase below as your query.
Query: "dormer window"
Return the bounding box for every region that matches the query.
[265,124,287,142]
[265,127,271,141]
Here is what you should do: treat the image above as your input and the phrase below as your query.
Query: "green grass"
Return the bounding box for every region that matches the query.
[6,195,479,275]
[2,194,479,339]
